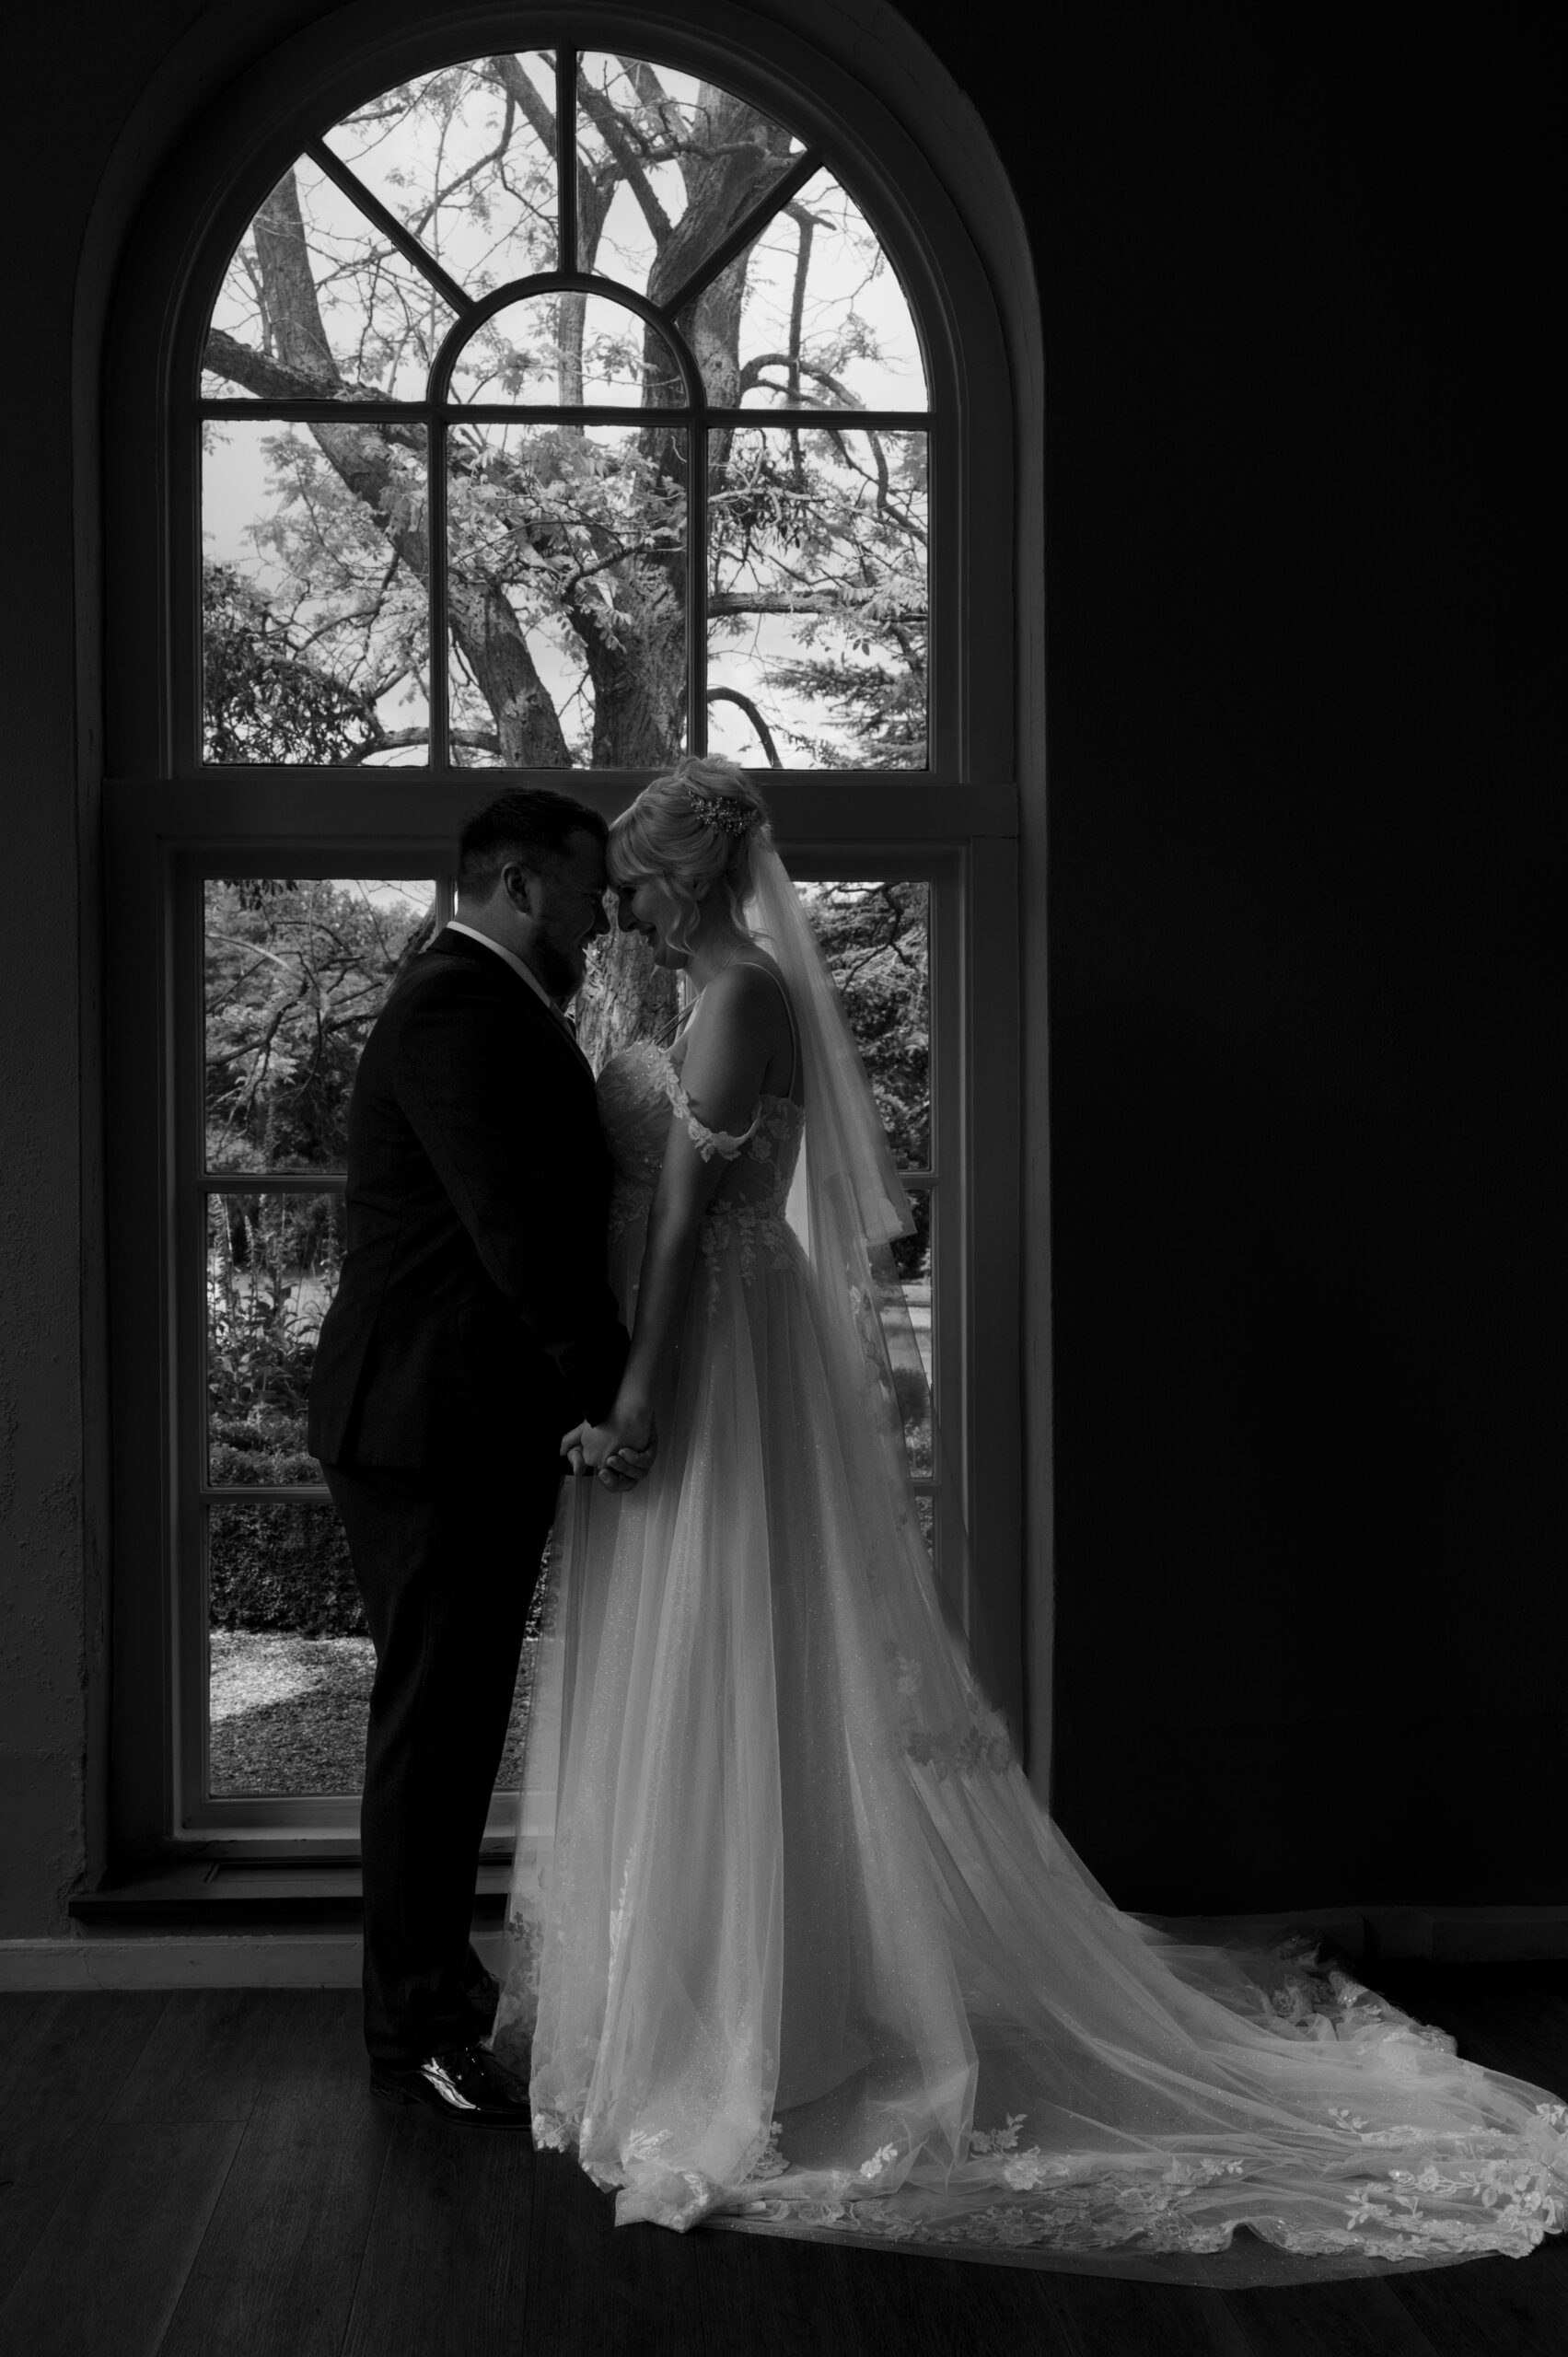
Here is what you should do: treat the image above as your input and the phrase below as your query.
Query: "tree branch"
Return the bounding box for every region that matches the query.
[405,88,517,244]
[576,73,673,245]
[706,687,781,766]
[341,727,499,765]
[486,53,558,158]
[203,330,427,457]
[736,354,863,410]
[707,590,928,619]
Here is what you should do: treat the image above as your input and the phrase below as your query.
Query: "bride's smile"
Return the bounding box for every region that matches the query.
[616,871,747,985]
[614,875,685,964]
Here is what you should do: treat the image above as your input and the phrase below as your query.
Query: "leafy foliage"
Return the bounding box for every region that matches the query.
[203,882,432,1511]
[209,1500,366,1636]
[799,880,931,1278]
[204,877,435,1169]
[203,562,379,764]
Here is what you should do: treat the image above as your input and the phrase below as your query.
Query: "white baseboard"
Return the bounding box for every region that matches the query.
[2,1911,1563,1992]
[0,1927,505,1991]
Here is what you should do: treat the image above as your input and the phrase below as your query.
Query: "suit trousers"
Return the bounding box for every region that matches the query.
[325,1450,563,2065]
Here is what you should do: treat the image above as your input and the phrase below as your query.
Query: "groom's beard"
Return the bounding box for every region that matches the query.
[532,932,587,1004]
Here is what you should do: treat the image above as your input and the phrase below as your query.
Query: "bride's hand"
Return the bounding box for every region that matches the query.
[561,1411,657,1489]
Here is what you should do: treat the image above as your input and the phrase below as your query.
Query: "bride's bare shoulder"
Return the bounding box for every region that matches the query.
[697,957,784,1026]
[685,958,794,1102]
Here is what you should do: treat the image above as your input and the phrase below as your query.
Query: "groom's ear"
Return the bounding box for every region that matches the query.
[499,857,544,912]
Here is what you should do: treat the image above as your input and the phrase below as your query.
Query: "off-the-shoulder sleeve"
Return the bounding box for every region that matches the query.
[662,1065,761,1162]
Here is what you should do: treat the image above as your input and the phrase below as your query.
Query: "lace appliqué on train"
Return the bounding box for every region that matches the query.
[737,2117,1568,2260]
[886,1644,1016,1779]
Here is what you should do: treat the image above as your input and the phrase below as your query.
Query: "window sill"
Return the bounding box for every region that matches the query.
[68,1860,512,1932]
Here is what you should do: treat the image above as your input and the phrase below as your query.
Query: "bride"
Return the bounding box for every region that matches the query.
[492,758,1567,2277]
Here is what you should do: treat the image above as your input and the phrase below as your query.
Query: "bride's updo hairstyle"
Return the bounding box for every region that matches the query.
[609,756,772,957]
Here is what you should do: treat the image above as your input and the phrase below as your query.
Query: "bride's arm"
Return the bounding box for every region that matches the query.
[568,966,777,1470]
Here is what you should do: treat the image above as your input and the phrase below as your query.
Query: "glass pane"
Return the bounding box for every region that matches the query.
[208,1505,366,1795]
[320,54,558,291]
[450,292,685,406]
[447,422,688,767]
[574,53,801,297]
[796,880,930,1169]
[205,1191,346,1479]
[877,1215,933,1476]
[707,426,927,769]
[678,166,926,411]
[204,880,437,1172]
[203,155,457,402]
[203,421,429,765]
[209,1509,540,1796]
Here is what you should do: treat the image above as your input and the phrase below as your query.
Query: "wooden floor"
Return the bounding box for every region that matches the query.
[1,1962,1564,2355]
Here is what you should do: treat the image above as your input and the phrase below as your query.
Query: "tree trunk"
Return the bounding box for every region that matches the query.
[575,935,680,1073]
[242,171,571,766]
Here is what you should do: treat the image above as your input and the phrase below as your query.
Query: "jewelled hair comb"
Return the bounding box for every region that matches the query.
[686,785,753,837]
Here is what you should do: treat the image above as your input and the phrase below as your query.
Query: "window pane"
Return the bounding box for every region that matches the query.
[203,155,457,401]
[678,166,926,412]
[205,1191,345,1479]
[208,1505,366,1794]
[707,427,927,769]
[204,879,436,1172]
[203,421,429,765]
[877,1215,933,1477]
[447,422,688,767]
[319,55,558,289]
[208,1508,539,1797]
[449,292,685,406]
[796,880,930,1168]
[574,54,801,296]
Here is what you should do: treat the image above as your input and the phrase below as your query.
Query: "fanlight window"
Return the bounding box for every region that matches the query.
[201,52,930,771]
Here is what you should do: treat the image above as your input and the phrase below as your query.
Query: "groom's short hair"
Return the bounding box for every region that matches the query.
[457,787,609,901]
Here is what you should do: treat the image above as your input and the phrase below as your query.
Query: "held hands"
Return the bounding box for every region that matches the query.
[562,1408,657,1491]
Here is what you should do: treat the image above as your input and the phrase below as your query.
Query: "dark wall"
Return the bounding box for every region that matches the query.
[906,8,1561,1907]
[0,0,1554,1929]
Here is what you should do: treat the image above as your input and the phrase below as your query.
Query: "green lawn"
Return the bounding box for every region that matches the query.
[208,1629,533,1797]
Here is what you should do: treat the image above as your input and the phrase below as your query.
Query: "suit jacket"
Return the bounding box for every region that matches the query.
[308,927,627,1469]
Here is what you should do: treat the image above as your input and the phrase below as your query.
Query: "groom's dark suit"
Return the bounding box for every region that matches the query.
[308,925,625,2065]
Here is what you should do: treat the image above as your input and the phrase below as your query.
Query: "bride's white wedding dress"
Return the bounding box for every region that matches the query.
[494,864,1566,2281]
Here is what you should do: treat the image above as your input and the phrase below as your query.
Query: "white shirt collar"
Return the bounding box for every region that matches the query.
[446,920,558,1013]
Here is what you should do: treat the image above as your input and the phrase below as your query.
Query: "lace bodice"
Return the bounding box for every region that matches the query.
[598,1038,804,1227]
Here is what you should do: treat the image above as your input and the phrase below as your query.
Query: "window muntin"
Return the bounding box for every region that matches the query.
[199,50,930,773]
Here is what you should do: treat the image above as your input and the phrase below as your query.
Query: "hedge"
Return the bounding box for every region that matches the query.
[207,1418,366,1636]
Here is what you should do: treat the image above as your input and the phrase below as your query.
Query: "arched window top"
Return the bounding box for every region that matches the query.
[199,46,935,773]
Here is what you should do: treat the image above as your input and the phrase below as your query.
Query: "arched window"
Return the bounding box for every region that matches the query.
[104,12,1033,1865]
[199,54,931,776]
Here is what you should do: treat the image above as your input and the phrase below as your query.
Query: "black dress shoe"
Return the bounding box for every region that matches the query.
[371,2041,530,2129]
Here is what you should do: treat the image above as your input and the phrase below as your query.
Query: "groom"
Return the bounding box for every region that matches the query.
[308,786,645,2128]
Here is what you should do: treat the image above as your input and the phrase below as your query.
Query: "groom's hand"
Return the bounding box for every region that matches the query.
[561,1417,657,1489]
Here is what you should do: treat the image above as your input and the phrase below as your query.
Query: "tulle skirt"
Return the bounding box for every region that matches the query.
[494,1207,1568,2277]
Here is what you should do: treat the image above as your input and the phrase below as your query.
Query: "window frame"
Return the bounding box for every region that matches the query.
[102,4,1028,1864]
